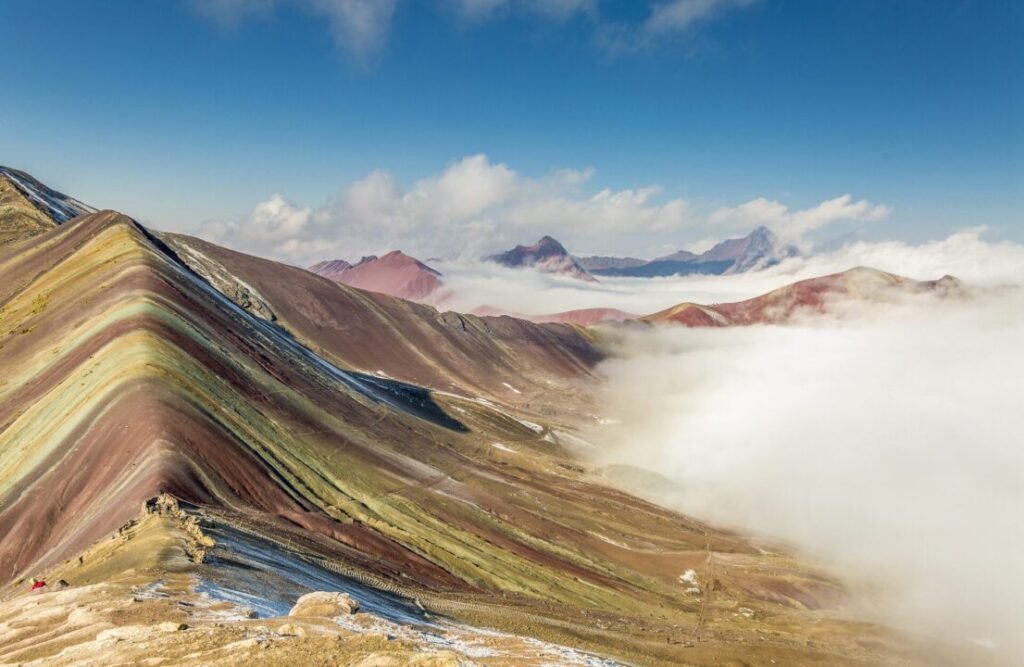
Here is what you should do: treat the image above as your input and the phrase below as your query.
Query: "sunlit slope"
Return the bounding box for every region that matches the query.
[0,166,95,248]
[0,212,933,664]
[161,232,600,412]
[646,266,962,326]
[0,212,733,605]
[0,175,58,247]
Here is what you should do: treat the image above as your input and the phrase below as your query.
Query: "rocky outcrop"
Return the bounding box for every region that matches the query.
[143,494,216,563]
[289,591,360,617]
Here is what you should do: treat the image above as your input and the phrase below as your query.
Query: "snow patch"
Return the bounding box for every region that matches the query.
[679,569,701,594]
[517,419,544,433]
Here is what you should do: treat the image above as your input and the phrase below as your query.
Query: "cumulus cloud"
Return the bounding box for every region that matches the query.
[199,154,699,263]
[193,154,940,277]
[587,285,1024,663]
[709,194,892,245]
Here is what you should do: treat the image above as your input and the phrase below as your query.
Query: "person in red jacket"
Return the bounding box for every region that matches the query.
[29,578,45,591]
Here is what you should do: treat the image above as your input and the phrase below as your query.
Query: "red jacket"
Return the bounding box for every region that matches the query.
[30,580,45,590]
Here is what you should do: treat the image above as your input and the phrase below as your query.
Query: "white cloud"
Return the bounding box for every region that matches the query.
[502,185,693,236]
[201,154,701,263]
[709,194,892,245]
[193,0,396,58]
[644,0,759,34]
[245,193,312,241]
[599,0,760,54]
[589,286,1024,662]
[430,228,1024,317]
[309,0,397,57]
[199,193,319,258]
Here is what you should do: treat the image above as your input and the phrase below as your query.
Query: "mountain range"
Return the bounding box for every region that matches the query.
[644,266,962,326]
[0,166,965,665]
[578,226,799,277]
[306,227,798,304]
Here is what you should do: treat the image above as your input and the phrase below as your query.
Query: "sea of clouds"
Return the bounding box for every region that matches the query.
[434,226,1024,317]
[574,234,1024,663]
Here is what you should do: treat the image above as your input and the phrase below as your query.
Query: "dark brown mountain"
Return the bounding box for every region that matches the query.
[487,235,597,282]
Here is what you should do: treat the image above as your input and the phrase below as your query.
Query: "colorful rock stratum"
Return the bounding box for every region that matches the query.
[0,169,986,665]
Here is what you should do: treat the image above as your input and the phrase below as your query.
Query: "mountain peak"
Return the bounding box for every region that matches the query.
[486,236,595,282]
[536,235,566,250]
[587,227,796,278]
[308,249,444,301]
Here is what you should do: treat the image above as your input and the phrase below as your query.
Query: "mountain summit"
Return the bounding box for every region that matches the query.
[309,250,444,302]
[486,235,596,281]
[578,226,798,278]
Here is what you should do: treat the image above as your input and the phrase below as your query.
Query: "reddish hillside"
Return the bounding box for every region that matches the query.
[472,305,637,326]
[309,251,444,302]
[646,267,962,326]
[530,307,638,326]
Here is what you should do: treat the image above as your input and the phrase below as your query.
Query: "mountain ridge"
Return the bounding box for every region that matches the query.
[0,167,941,664]
[578,226,798,277]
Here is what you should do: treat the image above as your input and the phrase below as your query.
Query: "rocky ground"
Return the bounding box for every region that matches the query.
[0,500,969,667]
[0,511,618,667]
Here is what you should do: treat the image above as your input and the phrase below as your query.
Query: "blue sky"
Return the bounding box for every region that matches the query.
[0,0,1020,259]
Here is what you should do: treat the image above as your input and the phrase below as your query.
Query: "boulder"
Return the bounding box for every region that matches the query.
[277,623,307,637]
[289,591,359,618]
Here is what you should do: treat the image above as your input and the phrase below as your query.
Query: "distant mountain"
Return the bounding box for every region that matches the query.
[645,266,963,327]
[309,250,444,301]
[588,227,797,278]
[530,307,638,326]
[307,258,352,277]
[486,235,597,282]
[575,255,647,272]
[0,166,94,246]
[651,249,699,263]
[473,305,638,326]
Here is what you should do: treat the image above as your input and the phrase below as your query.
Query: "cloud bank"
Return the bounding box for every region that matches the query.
[429,226,1023,318]
[587,281,1024,662]
[709,194,892,246]
[197,153,889,265]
